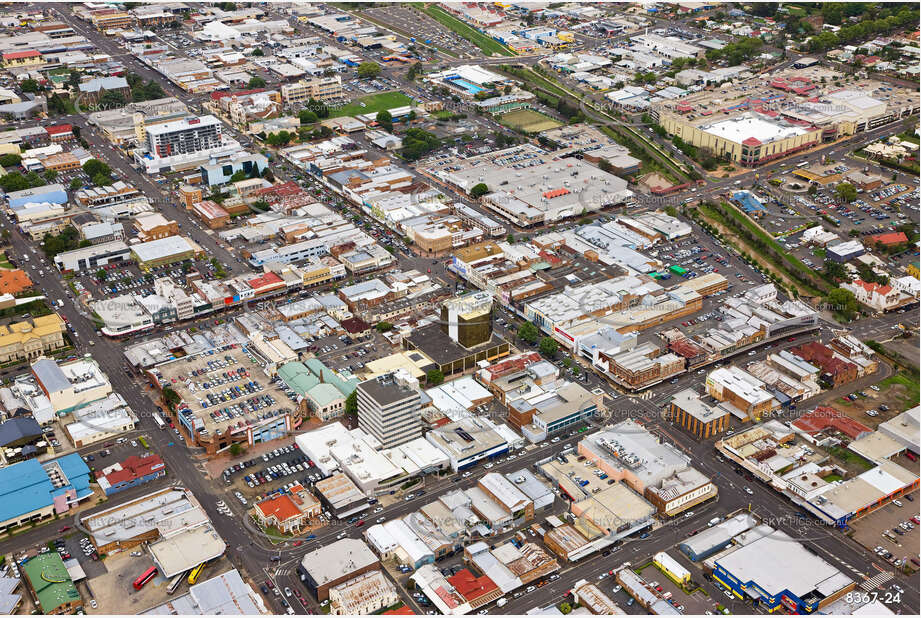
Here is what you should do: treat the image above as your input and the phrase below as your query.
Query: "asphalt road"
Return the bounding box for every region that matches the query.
[0,7,917,616]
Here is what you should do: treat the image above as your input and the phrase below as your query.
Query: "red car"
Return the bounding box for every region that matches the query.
[292,541,303,547]
[59,526,71,533]
[356,520,365,527]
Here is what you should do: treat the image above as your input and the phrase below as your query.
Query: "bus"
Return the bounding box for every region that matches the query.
[138,436,149,449]
[187,562,205,585]
[166,573,185,595]
[133,566,158,590]
[152,412,166,430]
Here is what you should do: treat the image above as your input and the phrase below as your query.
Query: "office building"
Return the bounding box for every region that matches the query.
[440,291,492,348]
[356,370,422,449]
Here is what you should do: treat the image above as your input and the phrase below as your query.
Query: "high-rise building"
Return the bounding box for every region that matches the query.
[440,291,492,349]
[145,115,223,159]
[356,369,422,448]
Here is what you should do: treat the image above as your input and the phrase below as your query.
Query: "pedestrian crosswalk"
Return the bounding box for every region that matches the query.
[860,571,893,591]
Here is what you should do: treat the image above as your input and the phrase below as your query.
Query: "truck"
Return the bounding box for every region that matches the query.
[497,598,507,607]
[708,517,721,527]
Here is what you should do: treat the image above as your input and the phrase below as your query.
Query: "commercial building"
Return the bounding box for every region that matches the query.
[136,114,240,174]
[571,580,623,615]
[95,453,166,496]
[0,453,92,533]
[20,552,81,614]
[578,420,716,516]
[131,236,204,271]
[281,75,343,103]
[81,486,225,576]
[53,240,131,272]
[356,370,423,449]
[253,485,320,534]
[878,407,919,455]
[441,291,493,349]
[300,538,380,601]
[0,314,66,365]
[705,366,777,422]
[665,388,730,439]
[658,111,822,167]
[277,359,358,421]
[712,527,854,613]
[64,393,137,448]
[328,570,399,616]
[142,569,267,615]
[426,416,509,471]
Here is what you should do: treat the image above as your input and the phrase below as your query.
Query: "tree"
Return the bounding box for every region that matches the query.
[823,259,849,283]
[539,337,559,359]
[345,391,357,415]
[400,128,440,160]
[0,153,21,167]
[824,288,859,321]
[299,109,318,125]
[426,369,445,386]
[835,182,857,203]
[562,357,572,368]
[375,321,393,332]
[0,173,30,192]
[248,76,266,89]
[357,62,381,79]
[82,159,111,178]
[470,183,490,199]
[229,170,248,183]
[92,172,111,187]
[96,268,108,281]
[506,233,515,243]
[20,79,40,93]
[70,177,83,190]
[560,603,572,615]
[376,110,393,132]
[44,170,58,182]
[251,48,264,57]
[517,322,539,345]
[228,442,246,456]
[99,89,127,109]
[163,387,181,411]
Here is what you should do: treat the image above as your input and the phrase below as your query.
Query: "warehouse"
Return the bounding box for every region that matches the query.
[826,240,866,263]
[131,235,205,270]
[713,527,854,613]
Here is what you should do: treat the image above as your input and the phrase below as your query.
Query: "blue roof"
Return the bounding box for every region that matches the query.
[0,454,91,523]
[732,191,765,214]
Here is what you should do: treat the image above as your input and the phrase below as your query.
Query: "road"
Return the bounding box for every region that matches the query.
[0,7,917,617]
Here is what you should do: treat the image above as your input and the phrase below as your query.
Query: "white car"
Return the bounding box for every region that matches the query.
[90,600,98,609]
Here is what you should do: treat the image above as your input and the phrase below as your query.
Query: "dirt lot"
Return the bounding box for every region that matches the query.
[848,488,919,568]
[818,378,915,429]
[635,563,713,615]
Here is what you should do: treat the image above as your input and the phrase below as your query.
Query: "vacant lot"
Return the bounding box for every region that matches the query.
[821,372,918,429]
[498,109,561,133]
[329,91,413,118]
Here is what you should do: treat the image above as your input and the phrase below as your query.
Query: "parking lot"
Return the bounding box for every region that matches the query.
[848,490,919,570]
[152,345,294,440]
[312,332,386,375]
[362,5,482,58]
[634,563,712,615]
[77,258,224,303]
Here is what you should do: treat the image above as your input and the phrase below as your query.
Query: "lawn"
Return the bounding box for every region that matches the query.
[879,371,920,410]
[420,4,516,57]
[498,109,562,133]
[0,251,12,269]
[329,91,413,118]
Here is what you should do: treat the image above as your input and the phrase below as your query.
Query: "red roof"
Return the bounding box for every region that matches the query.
[46,124,73,135]
[96,454,165,485]
[793,406,872,440]
[2,50,40,60]
[209,87,269,101]
[447,569,498,602]
[853,278,893,296]
[255,494,303,522]
[542,188,570,199]
[742,137,762,146]
[870,232,908,246]
[480,352,542,381]
[340,317,371,334]
[383,606,414,615]
[248,271,284,291]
